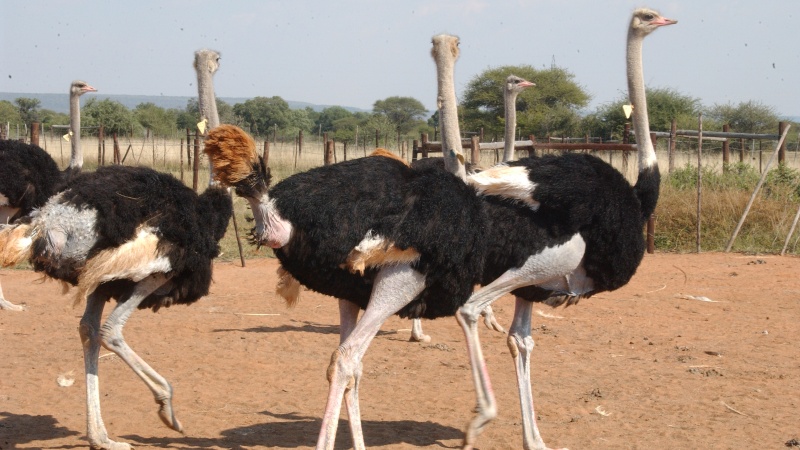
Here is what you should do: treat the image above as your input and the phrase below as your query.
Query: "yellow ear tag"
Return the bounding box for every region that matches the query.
[197,118,208,134]
[623,104,634,119]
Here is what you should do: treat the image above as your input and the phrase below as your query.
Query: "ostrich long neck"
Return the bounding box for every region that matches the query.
[627,30,657,172]
[502,90,519,162]
[69,90,82,170]
[197,70,219,130]
[434,41,467,180]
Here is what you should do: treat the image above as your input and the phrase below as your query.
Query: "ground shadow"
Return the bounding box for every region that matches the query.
[0,412,80,448]
[214,319,402,338]
[122,410,462,449]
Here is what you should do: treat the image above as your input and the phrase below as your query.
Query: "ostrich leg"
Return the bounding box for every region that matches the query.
[410,305,504,343]
[80,273,175,450]
[0,207,25,311]
[339,298,364,446]
[508,297,568,450]
[98,273,182,432]
[0,282,24,311]
[317,264,425,450]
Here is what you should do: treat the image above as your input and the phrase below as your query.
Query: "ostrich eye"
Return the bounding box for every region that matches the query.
[643,13,654,21]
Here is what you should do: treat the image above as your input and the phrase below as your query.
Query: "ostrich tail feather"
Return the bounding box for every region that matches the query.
[204,124,259,186]
[0,224,34,267]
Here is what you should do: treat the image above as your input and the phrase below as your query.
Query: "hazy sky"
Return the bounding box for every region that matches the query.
[1,0,798,117]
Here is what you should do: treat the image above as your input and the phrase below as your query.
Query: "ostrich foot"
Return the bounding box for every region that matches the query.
[0,297,25,311]
[409,318,431,343]
[89,439,133,450]
[156,384,184,433]
[481,306,505,333]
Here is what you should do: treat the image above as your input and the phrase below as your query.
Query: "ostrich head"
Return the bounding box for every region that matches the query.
[203,125,281,247]
[505,75,534,97]
[629,8,677,38]
[71,80,97,96]
[193,49,220,76]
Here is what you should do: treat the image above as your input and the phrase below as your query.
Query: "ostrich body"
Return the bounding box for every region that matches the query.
[205,123,487,450]
[0,165,232,449]
[503,75,535,162]
[456,9,675,449]
[0,80,95,310]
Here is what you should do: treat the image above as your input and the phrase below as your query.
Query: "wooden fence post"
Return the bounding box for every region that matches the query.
[98,125,105,166]
[722,123,730,169]
[30,122,40,146]
[298,129,304,158]
[186,128,192,169]
[470,136,480,164]
[192,132,200,192]
[622,123,630,174]
[696,113,703,253]
[421,133,429,158]
[669,119,677,174]
[779,121,788,164]
[179,137,183,180]
[113,133,120,165]
[263,140,270,166]
[324,140,335,165]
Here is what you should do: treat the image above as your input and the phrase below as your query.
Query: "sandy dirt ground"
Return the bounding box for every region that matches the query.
[1,252,799,450]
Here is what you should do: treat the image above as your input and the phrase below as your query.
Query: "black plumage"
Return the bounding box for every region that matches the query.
[31,165,232,310]
[270,156,486,319]
[0,140,73,221]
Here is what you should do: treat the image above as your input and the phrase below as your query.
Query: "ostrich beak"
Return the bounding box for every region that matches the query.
[654,17,677,27]
[82,84,98,93]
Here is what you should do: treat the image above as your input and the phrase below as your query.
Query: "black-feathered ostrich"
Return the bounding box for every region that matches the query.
[455,9,676,449]
[0,59,232,448]
[0,80,96,310]
[203,35,486,450]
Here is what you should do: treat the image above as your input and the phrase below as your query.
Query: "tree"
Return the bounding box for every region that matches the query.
[316,106,353,133]
[14,97,41,125]
[134,102,177,137]
[462,65,590,139]
[707,100,779,134]
[82,98,136,136]
[0,100,22,125]
[592,87,700,140]
[232,96,293,136]
[372,96,428,135]
[363,113,396,146]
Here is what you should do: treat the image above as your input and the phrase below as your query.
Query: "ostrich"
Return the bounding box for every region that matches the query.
[456,8,676,449]
[0,58,230,448]
[503,75,535,162]
[0,166,233,449]
[0,80,95,310]
[194,49,220,132]
[67,80,97,169]
[201,34,490,449]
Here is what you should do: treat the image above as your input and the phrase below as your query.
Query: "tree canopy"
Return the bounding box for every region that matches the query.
[462,65,590,139]
[707,100,780,134]
[372,96,428,134]
[233,96,294,136]
[589,87,701,140]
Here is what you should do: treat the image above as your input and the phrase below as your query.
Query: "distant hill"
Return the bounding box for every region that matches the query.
[0,92,369,115]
